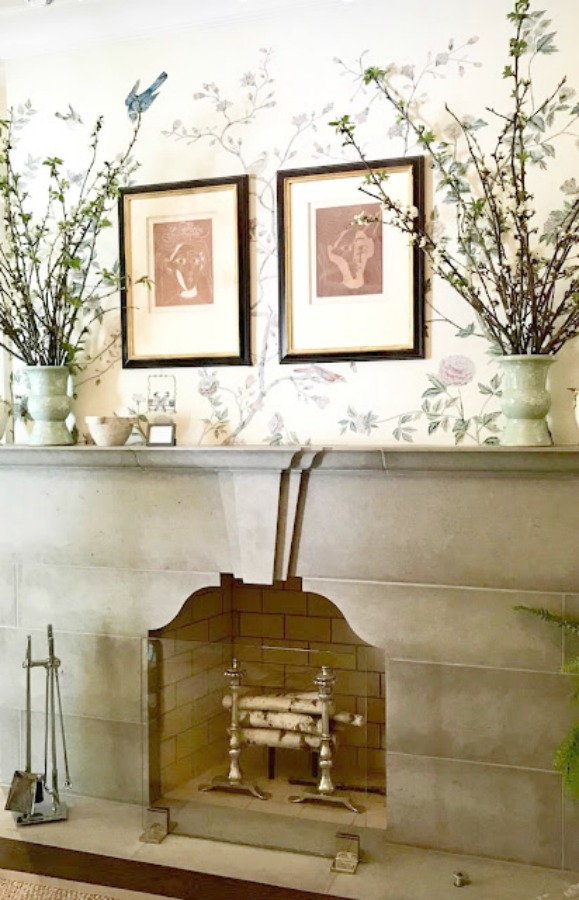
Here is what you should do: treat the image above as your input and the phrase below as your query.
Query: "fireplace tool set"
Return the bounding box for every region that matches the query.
[5,625,71,825]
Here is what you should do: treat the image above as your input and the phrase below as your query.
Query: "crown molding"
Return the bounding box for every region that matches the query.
[0,0,362,61]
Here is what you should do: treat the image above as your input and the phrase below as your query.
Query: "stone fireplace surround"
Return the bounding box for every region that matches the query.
[0,445,577,872]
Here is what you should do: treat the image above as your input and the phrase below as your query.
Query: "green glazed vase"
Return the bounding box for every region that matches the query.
[498,355,555,447]
[25,366,74,446]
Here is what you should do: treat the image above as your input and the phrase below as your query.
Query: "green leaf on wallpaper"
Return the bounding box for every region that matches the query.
[480,411,501,428]
[393,424,416,442]
[427,375,447,392]
[478,382,494,395]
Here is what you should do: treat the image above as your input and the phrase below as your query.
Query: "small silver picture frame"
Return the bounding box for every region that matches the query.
[146,423,176,446]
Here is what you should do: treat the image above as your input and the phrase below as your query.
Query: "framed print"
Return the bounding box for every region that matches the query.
[119,175,250,367]
[146,423,176,446]
[277,157,425,363]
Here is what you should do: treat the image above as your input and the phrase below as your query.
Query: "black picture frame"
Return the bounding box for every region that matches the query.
[277,157,425,363]
[119,175,250,368]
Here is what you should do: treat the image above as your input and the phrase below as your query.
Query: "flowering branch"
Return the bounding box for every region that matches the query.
[0,109,145,367]
[332,0,579,356]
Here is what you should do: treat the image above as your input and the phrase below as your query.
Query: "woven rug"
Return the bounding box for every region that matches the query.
[0,879,127,900]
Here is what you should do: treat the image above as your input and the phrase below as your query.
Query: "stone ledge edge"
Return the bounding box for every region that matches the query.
[0,444,578,473]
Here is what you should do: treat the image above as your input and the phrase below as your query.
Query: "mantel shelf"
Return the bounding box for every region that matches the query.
[0,443,578,474]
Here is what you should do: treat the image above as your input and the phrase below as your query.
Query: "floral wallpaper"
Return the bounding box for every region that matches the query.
[3,0,579,446]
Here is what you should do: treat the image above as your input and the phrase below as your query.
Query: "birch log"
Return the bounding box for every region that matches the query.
[238,727,337,750]
[222,692,335,716]
[222,695,363,727]
[237,709,320,734]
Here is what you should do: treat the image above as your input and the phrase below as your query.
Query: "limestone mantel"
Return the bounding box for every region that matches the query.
[0,444,577,592]
[0,445,577,869]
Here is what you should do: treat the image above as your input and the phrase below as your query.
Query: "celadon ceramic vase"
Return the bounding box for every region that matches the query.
[0,400,8,441]
[25,366,74,446]
[498,355,555,447]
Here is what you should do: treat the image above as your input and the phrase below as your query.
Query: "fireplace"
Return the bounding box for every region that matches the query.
[0,446,577,870]
[146,575,386,855]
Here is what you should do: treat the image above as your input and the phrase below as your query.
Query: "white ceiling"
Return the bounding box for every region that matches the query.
[0,0,359,62]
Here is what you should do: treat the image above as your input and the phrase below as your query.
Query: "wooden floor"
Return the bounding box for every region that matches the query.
[0,839,343,900]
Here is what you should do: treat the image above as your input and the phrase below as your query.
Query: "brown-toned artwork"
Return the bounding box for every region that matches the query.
[315,203,383,300]
[277,157,425,362]
[119,174,250,368]
[153,218,214,307]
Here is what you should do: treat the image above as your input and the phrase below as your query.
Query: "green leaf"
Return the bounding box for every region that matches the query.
[453,418,469,435]
[536,32,557,54]
[427,374,447,393]
[554,724,579,798]
[514,606,579,635]
[422,387,443,398]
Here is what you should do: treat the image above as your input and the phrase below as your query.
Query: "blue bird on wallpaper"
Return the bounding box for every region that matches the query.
[125,71,168,120]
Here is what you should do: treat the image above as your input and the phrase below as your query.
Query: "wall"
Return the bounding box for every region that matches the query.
[149,585,232,798]
[3,0,579,447]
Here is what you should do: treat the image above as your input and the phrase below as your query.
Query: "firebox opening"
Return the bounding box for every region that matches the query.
[146,574,386,855]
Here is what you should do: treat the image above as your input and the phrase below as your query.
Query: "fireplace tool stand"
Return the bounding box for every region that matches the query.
[289,667,361,814]
[5,625,71,825]
[199,658,269,800]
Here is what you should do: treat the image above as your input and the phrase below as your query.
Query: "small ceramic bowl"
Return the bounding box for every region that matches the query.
[85,416,133,447]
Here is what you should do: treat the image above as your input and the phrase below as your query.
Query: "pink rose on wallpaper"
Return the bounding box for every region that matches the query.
[438,354,475,386]
[198,375,219,397]
[269,413,284,434]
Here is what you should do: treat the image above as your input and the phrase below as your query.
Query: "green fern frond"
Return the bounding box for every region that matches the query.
[554,723,579,798]
[515,605,579,797]
[513,605,579,635]
[563,656,579,676]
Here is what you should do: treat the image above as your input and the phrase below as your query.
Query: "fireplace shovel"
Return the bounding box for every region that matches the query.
[5,625,71,825]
